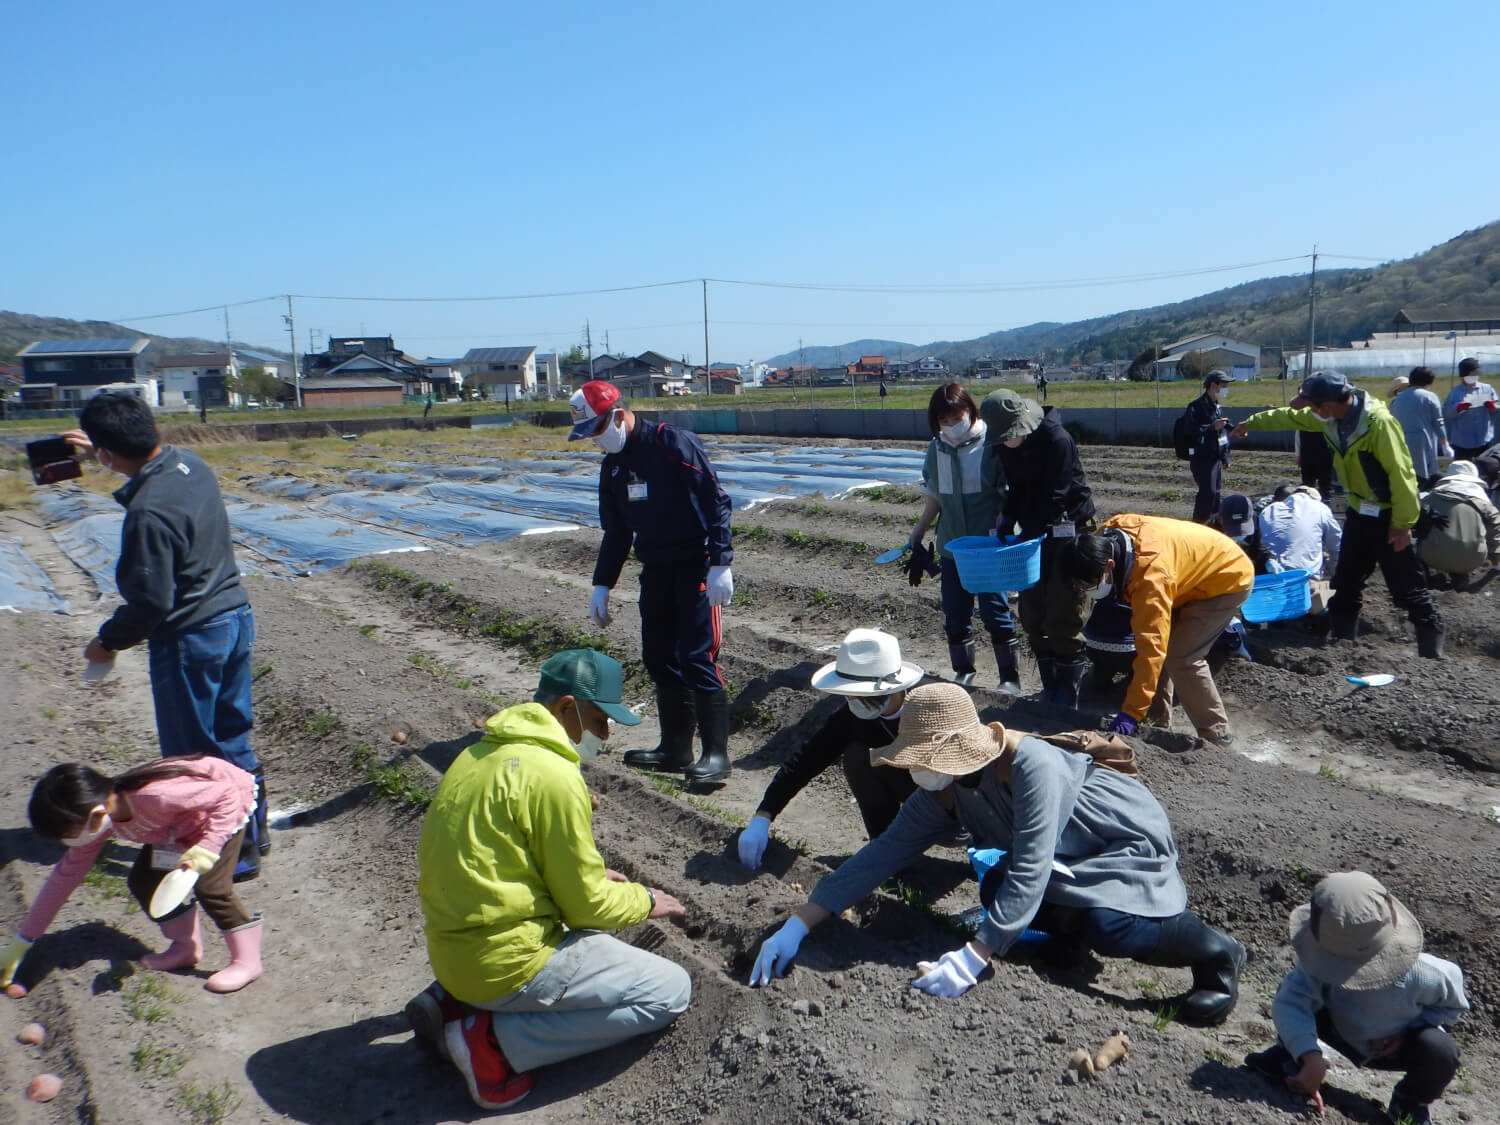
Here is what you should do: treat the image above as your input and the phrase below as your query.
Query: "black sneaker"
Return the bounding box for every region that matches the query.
[1387,1094,1432,1125]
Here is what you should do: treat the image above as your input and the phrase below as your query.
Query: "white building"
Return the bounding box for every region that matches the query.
[1155,333,1262,382]
[534,352,561,398]
[153,352,240,409]
[456,346,538,395]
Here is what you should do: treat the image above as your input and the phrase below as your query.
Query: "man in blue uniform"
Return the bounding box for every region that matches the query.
[569,381,735,784]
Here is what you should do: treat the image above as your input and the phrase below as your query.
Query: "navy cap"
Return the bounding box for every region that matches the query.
[1219,493,1253,539]
[1297,370,1352,405]
[1204,369,1231,386]
[536,649,641,725]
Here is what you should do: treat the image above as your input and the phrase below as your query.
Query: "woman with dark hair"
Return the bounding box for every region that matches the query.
[908,383,1017,689]
[1389,366,1450,490]
[0,756,262,993]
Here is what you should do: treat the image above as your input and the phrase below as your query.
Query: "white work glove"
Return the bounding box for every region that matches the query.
[0,935,34,988]
[588,586,612,629]
[1440,442,1455,460]
[707,565,734,607]
[749,915,808,986]
[912,942,988,999]
[738,814,772,870]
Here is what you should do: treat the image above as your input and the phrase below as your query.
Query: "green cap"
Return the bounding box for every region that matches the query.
[536,649,641,725]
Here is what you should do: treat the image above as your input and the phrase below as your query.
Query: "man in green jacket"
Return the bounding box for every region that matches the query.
[409,649,690,1110]
[1233,371,1444,657]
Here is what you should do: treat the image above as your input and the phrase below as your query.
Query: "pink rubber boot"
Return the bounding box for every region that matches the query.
[205,917,262,993]
[140,911,202,972]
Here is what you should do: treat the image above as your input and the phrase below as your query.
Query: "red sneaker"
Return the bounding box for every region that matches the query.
[405,981,464,1061]
[443,1012,534,1110]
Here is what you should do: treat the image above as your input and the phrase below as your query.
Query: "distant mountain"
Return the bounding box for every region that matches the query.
[761,338,919,369]
[761,220,1500,369]
[0,311,288,365]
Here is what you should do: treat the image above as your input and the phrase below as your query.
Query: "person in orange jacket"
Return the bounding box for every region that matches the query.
[1056,514,1253,746]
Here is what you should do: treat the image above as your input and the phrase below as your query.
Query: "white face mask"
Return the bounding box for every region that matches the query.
[1463,374,1479,386]
[592,412,627,454]
[847,695,890,721]
[939,418,972,446]
[573,728,606,761]
[1084,577,1113,601]
[909,768,953,791]
[61,806,113,848]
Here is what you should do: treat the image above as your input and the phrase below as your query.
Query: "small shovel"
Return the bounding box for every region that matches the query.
[1333,672,1395,702]
[874,546,907,564]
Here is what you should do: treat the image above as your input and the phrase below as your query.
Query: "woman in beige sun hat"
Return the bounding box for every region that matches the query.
[1246,871,1469,1125]
[749,682,1245,1026]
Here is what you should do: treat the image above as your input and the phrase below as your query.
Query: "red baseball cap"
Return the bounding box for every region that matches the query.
[568,381,621,440]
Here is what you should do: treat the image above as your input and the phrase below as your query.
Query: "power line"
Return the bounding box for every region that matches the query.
[110,295,282,323]
[288,279,699,303]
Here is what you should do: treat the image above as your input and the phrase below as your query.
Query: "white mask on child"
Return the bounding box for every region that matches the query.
[1085,577,1113,601]
[1463,375,1479,386]
[847,695,890,721]
[61,806,113,848]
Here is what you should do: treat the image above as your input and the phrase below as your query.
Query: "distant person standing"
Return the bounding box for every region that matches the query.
[1443,358,1497,459]
[423,393,434,419]
[879,380,888,404]
[1294,430,1336,500]
[569,380,736,784]
[1182,371,1233,522]
[199,402,208,424]
[1390,367,1450,489]
[1035,370,1048,401]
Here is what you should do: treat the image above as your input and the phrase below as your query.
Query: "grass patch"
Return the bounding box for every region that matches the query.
[1317,760,1345,781]
[808,589,832,607]
[880,877,968,937]
[131,1040,186,1078]
[736,524,774,542]
[1153,489,1182,503]
[304,711,343,737]
[1135,976,1160,997]
[857,485,923,505]
[252,663,274,681]
[176,1079,243,1125]
[367,762,434,809]
[124,977,181,1024]
[646,774,684,798]
[358,623,379,636]
[1150,1002,1179,1031]
[351,742,375,769]
[683,795,745,827]
[42,708,58,720]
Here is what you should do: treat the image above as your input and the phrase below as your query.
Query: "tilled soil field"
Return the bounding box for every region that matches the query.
[2,436,1498,1125]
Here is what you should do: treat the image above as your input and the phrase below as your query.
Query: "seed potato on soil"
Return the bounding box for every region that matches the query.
[0,435,1496,1124]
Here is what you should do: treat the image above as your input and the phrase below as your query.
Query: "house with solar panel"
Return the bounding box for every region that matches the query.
[16,338,154,410]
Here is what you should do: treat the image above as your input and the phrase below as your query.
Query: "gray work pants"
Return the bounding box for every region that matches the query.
[474,930,692,1073]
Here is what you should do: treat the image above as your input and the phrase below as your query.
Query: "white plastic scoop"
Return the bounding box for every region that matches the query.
[148,867,199,920]
[1346,673,1395,688]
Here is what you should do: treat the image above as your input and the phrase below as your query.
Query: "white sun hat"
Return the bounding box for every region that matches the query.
[810,628,924,696]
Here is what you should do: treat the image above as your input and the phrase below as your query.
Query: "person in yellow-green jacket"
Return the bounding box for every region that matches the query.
[407,649,691,1111]
[1233,371,1445,658]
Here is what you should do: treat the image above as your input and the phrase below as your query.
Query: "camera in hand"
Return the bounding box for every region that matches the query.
[26,436,83,485]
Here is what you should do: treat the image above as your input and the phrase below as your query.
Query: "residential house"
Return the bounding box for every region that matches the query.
[420,358,462,399]
[456,346,538,396]
[693,364,744,396]
[912,356,950,377]
[844,354,888,383]
[299,373,404,409]
[17,338,154,410]
[304,336,430,397]
[1154,333,1262,382]
[154,352,240,409]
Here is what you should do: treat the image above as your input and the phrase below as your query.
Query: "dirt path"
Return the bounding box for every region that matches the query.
[2,439,1498,1125]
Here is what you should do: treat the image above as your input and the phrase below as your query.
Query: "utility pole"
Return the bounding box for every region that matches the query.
[586,319,594,379]
[1303,245,1318,383]
[283,296,302,408]
[702,278,712,397]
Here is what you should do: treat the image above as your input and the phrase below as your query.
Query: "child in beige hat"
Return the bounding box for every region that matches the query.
[1246,871,1468,1124]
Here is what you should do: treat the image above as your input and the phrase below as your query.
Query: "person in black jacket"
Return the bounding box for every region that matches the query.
[980,389,1096,708]
[735,629,924,869]
[64,392,267,879]
[1184,370,1233,522]
[569,381,736,785]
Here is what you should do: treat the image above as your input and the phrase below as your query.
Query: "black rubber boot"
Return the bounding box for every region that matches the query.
[624,682,696,770]
[684,688,730,785]
[948,641,977,686]
[1139,911,1246,1027]
[1035,657,1058,701]
[1325,614,1360,644]
[1416,622,1446,659]
[253,769,270,856]
[232,837,261,883]
[1051,659,1089,709]
[991,637,1022,696]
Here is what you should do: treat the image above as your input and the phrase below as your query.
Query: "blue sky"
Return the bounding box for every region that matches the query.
[5,0,1498,366]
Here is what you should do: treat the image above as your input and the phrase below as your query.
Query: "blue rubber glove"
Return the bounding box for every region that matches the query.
[1108,712,1138,736]
[737,815,772,870]
[750,916,808,986]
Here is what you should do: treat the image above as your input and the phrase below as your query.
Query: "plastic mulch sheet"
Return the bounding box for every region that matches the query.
[0,538,69,614]
[224,500,430,575]
[419,481,605,527]
[317,491,581,544]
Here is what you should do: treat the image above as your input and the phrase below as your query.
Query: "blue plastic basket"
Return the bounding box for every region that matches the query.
[1240,569,1312,623]
[946,535,1043,593]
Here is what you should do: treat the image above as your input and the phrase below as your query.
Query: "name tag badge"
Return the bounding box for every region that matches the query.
[1358,499,1382,517]
[627,480,648,502]
[1051,522,1076,539]
[1218,434,1230,448]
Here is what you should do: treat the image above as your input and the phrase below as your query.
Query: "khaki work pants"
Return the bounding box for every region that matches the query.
[1143,589,1249,739]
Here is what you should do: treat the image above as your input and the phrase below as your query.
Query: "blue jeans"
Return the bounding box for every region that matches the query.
[148,605,259,772]
[939,555,1013,644]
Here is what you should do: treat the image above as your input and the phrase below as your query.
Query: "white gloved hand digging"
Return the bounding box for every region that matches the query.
[912,942,988,999]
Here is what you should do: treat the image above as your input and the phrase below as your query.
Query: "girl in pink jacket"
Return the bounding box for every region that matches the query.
[0,756,261,993]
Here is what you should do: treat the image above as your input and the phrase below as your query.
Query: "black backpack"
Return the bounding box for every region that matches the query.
[1172,411,1194,461]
